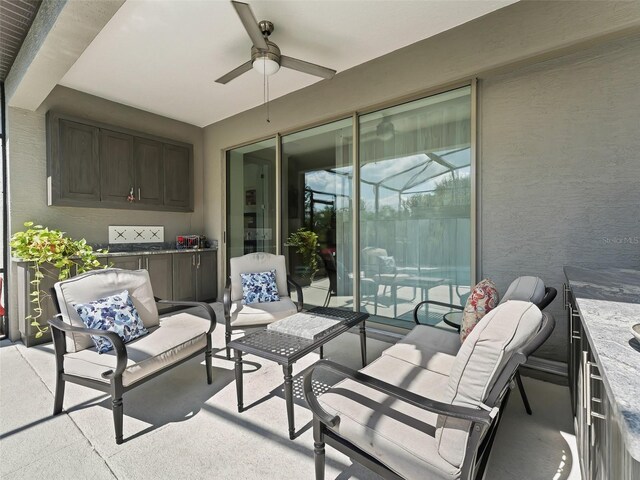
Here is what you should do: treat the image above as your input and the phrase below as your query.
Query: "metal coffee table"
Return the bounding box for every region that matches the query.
[227,306,368,439]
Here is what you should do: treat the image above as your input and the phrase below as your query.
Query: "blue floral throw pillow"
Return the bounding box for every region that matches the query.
[74,290,148,354]
[241,270,280,304]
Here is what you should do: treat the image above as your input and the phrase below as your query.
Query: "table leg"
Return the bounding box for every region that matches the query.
[359,321,367,367]
[283,364,295,440]
[234,350,243,413]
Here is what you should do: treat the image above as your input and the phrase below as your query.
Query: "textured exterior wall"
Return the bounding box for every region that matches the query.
[480,36,640,362]
[6,86,205,340]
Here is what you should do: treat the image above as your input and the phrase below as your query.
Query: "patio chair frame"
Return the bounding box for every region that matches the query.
[304,311,555,480]
[49,292,216,444]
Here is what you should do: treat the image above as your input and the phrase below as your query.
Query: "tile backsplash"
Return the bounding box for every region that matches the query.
[108,225,165,244]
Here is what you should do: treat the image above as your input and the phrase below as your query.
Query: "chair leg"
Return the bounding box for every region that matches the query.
[53,372,65,415]
[205,343,213,385]
[516,371,532,415]
[323,289,331,307]
[313,418,325,480]
[225,331,232,360]
[112,396,124,444]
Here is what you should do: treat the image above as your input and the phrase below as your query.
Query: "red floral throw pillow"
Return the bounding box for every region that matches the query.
[460,279,499,342]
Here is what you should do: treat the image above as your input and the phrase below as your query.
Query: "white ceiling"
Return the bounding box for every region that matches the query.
[60,0,517,128]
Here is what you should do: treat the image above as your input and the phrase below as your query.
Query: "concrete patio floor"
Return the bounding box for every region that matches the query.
[0,303,579,480]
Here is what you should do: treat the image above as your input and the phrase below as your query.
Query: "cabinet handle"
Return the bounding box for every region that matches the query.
[563,283,567,308]
[585,357,605,424]
[197,254,201,268]
[138,188,141,201]
[146,257,149,270]
[138,258,142,269]
[192,254,196,266]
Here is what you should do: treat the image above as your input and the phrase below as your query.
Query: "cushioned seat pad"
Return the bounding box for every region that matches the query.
[382,325,460,376]
[229,296,298,327]
[319,355,460,480]
[63,313,210,387]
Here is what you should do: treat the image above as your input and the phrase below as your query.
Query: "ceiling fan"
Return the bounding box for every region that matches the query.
[216,1,336,84]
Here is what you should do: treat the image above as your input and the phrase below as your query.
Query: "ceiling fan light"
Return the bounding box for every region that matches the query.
[253,57,280,76]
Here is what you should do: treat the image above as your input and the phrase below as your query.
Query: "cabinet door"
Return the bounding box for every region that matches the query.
[173,253,197,301]
[196,251,217,302]
[163,144,193,210]
[109,255,142,271]
[59,119,100,202]
[144,254,173,313]
[134,137,164,205]
[100,129,134,203]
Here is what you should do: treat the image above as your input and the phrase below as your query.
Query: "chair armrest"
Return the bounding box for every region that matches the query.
[48,315,128,380]
[223,277,232,319]
[303,360,493,428]
[155,298,217,334]
[537,287,557,310]
[412,300,464,325]
[287,276,304,311]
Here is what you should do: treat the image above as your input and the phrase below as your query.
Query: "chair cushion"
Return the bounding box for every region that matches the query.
[241,270,280,304]
[382,325,460,376]
[319,355,460,480]
[460,279,499,343]
[230,253,288,302]
[500,276,545,305]
[229,296,298,327]
[63,312,209,387]
[74,290,148,354]
[55,269,159,353]
[436,301,543,467]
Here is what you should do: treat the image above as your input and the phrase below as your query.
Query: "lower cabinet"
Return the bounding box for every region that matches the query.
[109,251,216,309]
[565,284,640,480]
[172,250,217,302]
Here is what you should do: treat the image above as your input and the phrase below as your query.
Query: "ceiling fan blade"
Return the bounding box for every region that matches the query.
[280,55,336,79]
[215,60,253,84]
[231,1,268,50]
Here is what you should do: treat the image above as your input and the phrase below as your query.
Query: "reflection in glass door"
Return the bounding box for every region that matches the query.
[358,86,472,326]
[226,139,277,261]
[281,118,353,309]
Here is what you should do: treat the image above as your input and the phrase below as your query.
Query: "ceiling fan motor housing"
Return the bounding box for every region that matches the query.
[251,40,281,63]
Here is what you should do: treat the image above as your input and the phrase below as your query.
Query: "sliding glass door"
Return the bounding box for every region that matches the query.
[281,118,353,310]
[225,84,474,326]
[358,86,472,325]
[226,139,277,260]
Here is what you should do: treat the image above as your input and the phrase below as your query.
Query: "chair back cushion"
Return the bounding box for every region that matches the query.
[229,253,288,302]
[55,269,159,353]
[500,276,545,306]
[436,301,543,467]
[460,279,499,342]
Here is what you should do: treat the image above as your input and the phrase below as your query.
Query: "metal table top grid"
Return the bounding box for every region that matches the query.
[228,307,368,365]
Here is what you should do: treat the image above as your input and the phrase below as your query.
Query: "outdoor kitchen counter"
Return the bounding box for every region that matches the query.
[564,266,640,462]
[96,247,217,257]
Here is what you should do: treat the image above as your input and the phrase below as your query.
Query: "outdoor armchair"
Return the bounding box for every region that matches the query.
[223,252,303,358]
[304,301,555,480]
[48,268,216,444]
[412,276,557,414]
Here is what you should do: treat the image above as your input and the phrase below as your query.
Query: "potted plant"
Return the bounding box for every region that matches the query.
[10,222,106,339]
[285,228,319,286]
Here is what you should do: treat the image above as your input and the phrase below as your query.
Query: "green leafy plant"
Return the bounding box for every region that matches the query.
[285,228,319,280]
[10,222,106,338]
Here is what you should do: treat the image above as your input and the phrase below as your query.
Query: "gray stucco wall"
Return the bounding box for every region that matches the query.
[6,86,205,340]
[203,1,640,364]
[480,35,640,361]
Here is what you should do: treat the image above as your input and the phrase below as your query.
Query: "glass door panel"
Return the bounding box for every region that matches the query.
[358,86,472,325]
[281,118,353,310]
[226,139,277,262]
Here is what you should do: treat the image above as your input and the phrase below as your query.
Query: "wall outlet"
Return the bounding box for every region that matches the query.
[109,226,165,244]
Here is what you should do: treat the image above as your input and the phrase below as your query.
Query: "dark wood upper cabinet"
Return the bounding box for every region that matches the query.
[100,129,134,203]
[53,118,101,204]
[47,112,194,212]
[134,138,164,205]
[163,143,193,210]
